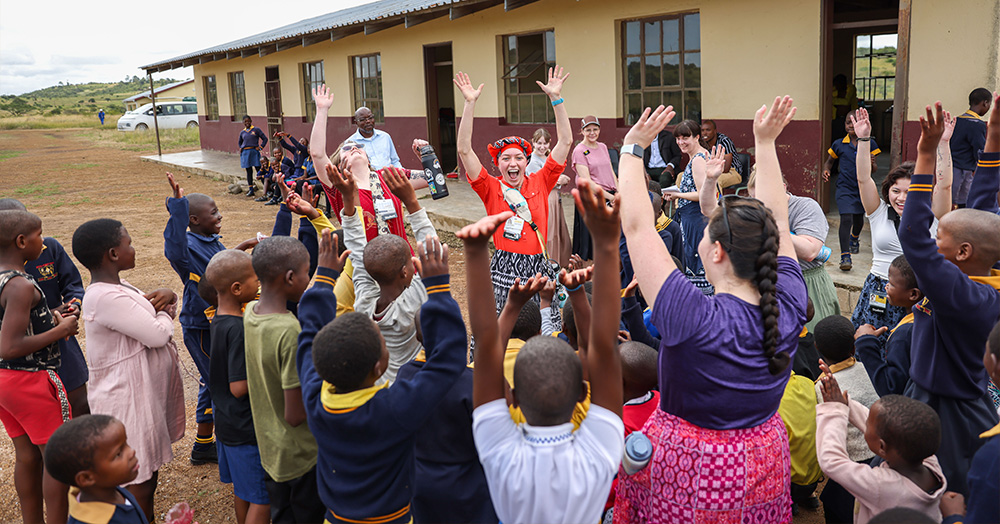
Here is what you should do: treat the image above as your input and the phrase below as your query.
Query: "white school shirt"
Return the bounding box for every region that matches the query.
[867,201,938,279]
[349,129,402,171]
[473,399,624,524]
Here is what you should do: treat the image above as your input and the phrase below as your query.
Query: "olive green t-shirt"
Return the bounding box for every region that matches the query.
[243,301,317,481]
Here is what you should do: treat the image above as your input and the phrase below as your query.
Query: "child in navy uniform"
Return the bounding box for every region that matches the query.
[949,88,991,207]
[45,415,147,524]
[0,198,89,417]
[823,110,880,270]
[276,132,309,179]
[238,116,268,197]
[296,230,467,524]
[899,98,1000,496]
[254,156,275,202]
[163,172,256,465]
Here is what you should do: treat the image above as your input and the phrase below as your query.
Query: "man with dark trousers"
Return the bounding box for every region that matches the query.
[950,88,992,207]
[643,128,682,187]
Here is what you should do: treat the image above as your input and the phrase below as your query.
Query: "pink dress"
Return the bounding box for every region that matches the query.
[82,281,185,485]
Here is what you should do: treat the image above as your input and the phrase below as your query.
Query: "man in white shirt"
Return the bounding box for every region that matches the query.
[349,106,402,170]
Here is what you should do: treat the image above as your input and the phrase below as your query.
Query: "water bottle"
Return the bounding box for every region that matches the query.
[622,432,653,475]
[815,245,832,263]
[419,145,449,200]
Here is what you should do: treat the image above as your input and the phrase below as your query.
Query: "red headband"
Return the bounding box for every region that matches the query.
[487,136,533,166]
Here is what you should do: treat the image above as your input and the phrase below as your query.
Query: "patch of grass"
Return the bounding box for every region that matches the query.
[77,127,200,152]
[50,197,95,208]
[0,150,24,161]
[13,182,61,197]
[0,114,110,130]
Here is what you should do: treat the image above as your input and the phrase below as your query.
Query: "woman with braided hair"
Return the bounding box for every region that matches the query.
[614,98,807,524]
[454,67,572,316]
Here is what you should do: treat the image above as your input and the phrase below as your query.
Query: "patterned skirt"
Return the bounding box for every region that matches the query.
[490,248,561,323]
[850,272,906,352]
[613,409,792,524]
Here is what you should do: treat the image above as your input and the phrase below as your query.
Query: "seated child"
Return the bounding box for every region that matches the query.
[814,314,881,523]
[778,370,822,514]
[0,209,77,524]
[205,250,270,524]
[327,165,438,384]
[254,156,275,202]
[817,374,946,524]
[296,230,468,524]
[855,255,922,397]
[164,172,256,464]
[243,235,323,523]
[793,298,822,380]
[45,415,147,524]
[899,100,1000,495]
[0,198,89,417]
[465,177,625,523]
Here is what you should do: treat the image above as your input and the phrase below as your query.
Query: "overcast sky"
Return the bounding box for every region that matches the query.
[0,0,377,95]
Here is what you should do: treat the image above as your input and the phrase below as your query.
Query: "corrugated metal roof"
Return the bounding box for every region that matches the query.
[123,79,193,102]
[141,0,461,70]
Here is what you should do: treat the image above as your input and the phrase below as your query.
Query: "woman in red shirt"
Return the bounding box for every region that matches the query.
[453,67,573,316]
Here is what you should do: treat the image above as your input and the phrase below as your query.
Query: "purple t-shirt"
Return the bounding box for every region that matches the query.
[652,256,807,430]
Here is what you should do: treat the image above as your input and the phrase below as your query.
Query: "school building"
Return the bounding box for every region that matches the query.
[141,0,1000,205]
[123,79,195,111]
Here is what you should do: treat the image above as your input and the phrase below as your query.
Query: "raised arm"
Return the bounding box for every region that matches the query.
[310,85,335,186]
[932,110,955,218]
[620,106,678,304]
[698,145,727,217]
[383,167,437,243]
[454,72,486,181]
[163,173,190,278]
[560,267,593,361]
[537,66,572,164]
[852,109,881,215]
[574,178,623,416]
[753,96,797,260]
[498,275,547,350]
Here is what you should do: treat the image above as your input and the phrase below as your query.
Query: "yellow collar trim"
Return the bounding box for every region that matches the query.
[828,357,856,374]
[799,326,809,338]
[889,313,915,336]
[842,135,852,144]
[655,214,673,232]
[969,269,1000,292]
[507,338,526,351]
[959,110,983,119]
[321,381,389,414]
[67,487,118,524]
[980,422,1000,439]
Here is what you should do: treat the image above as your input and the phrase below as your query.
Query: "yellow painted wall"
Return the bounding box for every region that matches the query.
[128,81,195,109]
[191,0,823,122]
[907,0,1000,119]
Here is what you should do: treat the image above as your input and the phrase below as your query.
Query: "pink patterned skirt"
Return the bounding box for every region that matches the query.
[613,408,791,524]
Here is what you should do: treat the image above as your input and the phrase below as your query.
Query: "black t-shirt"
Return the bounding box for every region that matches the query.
[209,315,256,446]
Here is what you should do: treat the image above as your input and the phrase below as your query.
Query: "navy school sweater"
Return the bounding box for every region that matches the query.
[855,318,913,397]
[296,269,467,524]
[898,160,1000,400]
[25,237,85,354]
[280,136,309,170]
[164,196,225,330]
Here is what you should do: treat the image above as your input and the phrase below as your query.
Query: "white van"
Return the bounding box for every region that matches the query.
[117,101,199,131]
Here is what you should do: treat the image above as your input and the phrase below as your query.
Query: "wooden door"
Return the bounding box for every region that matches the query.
[265,66,283,136]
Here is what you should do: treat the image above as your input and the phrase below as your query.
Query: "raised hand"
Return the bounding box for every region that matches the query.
[536,65,569,100]
[453,72,484,104]
[539,278,557,307]
[325,163,356,197]
[382,167,418,207]
[567,253,587,271]
[274,173,292,203]
[415,236,449,278]
[166,172,183,199]
[457,212,513,249]
[622,105,676,149]
[302,182,321,208]
[917,101,946,154]
[818,367,849,405]
[312,84,335,111]
[559,266,593,290]
[317,228,350,273]
[851,107,872,138]
[286,191,319,219]
[753,96,796,143]
[854,323,888,340]
[940,109,956,143]
[507,274,548,308]
[704,145,727,181]
[623,276,640,298]
[574,178,621,243]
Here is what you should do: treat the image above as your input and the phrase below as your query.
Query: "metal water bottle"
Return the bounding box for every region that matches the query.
[419,144,449,200]
[622,432,653,475]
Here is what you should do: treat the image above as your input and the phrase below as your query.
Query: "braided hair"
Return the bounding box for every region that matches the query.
[707,197,789,375]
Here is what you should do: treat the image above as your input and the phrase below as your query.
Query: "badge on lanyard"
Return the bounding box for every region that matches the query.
[503,216,525,240]
[374,198,397,220]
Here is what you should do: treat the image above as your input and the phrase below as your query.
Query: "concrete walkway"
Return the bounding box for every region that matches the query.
[141,149,867,314]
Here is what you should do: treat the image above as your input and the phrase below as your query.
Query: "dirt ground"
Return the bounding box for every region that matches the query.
[0,128,824,524]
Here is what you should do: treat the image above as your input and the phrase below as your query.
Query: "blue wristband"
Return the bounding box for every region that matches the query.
[551,98,564,106]
[566,283,582,292]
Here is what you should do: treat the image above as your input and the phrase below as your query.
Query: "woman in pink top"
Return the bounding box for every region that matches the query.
[72,218,185,521]
[571,116,617,261]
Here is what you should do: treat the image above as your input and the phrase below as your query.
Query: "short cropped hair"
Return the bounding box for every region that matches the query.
[511,302,542,341]
[875,395,941,463]
[889,255,917,290]
[620,341,659,392]
[44,414,119,486]
[513,336,583,426]
[312,312,383,391]
[205,249,254,293]
[0,198,27,211]
[0,210,41,248]
[363,235,410,284]
[252,236,308,283]
[970,88,992,107]
[71,218,123,270]
[814,315,856,364]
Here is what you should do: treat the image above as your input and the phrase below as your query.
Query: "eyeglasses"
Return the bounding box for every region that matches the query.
[341,143,364,152]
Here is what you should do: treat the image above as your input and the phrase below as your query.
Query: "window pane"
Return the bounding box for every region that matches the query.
[643,91,661,110]
[626,93,642,125]
[361,57,369,77]
[663,91,682,124]
[644,54,661,87]
[856,35,871,57]
[684,13,700,50]
[531,94,548,123]
[507,36,517,65]
[684,90,701,122]
[508,96,520,123]
[663,18,679,53]
[375,54,381,74]
[644,21,660,54]
[662,54,680,86]
[626,56,641,90]
[684,52,701,88]
[354,57,362,76]
[544,30,556,62]
[625,21,640,55]
[364,78,377,98]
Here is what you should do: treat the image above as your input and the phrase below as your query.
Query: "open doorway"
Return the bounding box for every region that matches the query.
[264,66,283,136]
[423,43,457,173]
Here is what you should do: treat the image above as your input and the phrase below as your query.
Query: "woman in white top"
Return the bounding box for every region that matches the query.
[849,108,954,343]
[528,128,572,267]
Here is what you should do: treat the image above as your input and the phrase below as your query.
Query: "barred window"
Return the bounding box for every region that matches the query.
[501,30,556,124]
[351,54,383,123]
[229,71,246,119]
[203,75,219,121]
[301,61,324,122]
[622,12,700,125]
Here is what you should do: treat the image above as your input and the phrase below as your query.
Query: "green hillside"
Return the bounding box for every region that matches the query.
[0,77,185,117]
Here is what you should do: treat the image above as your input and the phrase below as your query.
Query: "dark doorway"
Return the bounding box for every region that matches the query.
[423,43,457,173]
[265,66,283,136]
